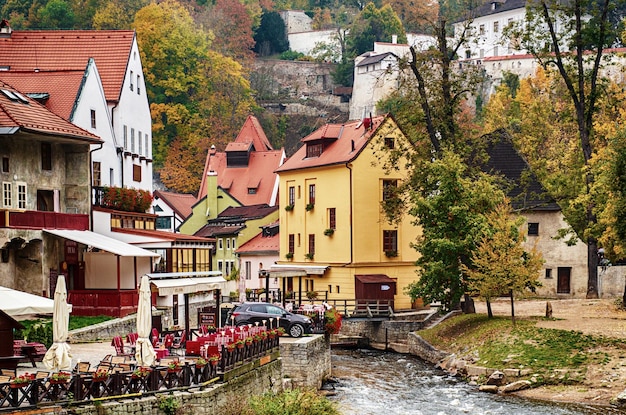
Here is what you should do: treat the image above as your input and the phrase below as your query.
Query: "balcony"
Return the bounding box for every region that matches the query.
[0,210,89,230]
[68,289,151,317]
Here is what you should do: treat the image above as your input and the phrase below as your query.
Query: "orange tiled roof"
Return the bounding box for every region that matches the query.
[0,80,101,143]
[234,115,273,151]
[235,230,279,254]
[198,115,284,205]
[0,70,85,119]
[153,190,196,219]
[276,115,386,173]
[0,30,135,102]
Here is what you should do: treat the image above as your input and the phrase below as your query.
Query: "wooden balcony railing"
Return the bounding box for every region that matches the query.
[68,290,144,318]
[0,210,89,230]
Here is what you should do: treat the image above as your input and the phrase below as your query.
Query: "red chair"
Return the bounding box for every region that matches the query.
[151,328,160,347]
[186,340,200,356]
[171,330,186,356]
[111,336,133,356]
[163,334,174,351]
[126,332,138,345]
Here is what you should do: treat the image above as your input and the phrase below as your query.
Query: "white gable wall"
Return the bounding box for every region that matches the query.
[70,59,120,188]
[111,36,153,193]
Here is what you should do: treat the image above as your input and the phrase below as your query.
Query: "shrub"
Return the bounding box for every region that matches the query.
[249,388,340,415]
[324,308,342,335]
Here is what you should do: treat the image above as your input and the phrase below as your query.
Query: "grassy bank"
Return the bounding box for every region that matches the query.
[418,314,623,385]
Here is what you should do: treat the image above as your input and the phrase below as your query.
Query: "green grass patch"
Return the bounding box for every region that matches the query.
[418,314,618,376]
[15,315,114,346]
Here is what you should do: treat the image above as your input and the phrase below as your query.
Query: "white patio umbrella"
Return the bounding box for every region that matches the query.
[135,275,156,366]
[42,275,72,371]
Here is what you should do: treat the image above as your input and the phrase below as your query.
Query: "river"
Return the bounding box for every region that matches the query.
[328,349,625,415]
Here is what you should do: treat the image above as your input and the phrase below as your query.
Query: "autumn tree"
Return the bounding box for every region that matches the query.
[197,0,255,64]
[403,151,507,311]
[501,0,621,298]
[463,201,543,323]
[93,0,148,29]
[134,0,254,192]
[383,0,438,32]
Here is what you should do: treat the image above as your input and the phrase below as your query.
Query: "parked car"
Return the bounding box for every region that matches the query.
[226,302,313,337]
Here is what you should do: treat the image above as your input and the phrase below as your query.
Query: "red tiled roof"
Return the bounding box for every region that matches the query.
[0,30,135,102]
[233,115,273,151]
[235,230,279,254]
[0,80,101,143]
[217,204,278,219]
[153,190,196,219]
[276,115,386,173]
[198,115,283,204]
[0,70,85,119]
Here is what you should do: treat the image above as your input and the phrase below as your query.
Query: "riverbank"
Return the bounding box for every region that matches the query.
[418,298,626,408]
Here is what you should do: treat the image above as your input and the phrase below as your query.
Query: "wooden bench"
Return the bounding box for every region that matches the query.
[13,340,47,367]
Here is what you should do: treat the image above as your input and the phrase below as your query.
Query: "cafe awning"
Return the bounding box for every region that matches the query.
[44,229,160,258]
[146,272,227,296]
[268,264,329,278]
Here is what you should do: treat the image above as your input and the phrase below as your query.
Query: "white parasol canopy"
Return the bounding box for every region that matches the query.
[42,275,72,371]
[0,285,72,318]
[135,275,156,366]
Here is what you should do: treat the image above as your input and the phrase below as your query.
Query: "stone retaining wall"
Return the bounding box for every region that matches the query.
[68,314,137,343]
[8,360,282,415]
[280,335,331,389]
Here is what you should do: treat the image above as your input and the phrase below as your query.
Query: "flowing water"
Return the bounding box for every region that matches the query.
[328,349,625,415]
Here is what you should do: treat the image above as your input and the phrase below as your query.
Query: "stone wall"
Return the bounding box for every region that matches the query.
[279,335,331,389]
[36,359,283,415]
[407,332,449,364]
[337,319,427,351]
[68,314,137,343]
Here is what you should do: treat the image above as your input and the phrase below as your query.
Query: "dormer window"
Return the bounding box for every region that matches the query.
[306,143,323,158]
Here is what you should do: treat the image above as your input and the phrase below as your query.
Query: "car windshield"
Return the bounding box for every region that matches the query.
[267,305,285,315]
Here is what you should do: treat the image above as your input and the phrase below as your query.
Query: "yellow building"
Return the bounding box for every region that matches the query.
[270,114,420,311]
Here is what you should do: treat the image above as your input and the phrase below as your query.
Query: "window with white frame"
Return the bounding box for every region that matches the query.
[226,238,231,250]
[16,183,26,209]
[138,131,142,154]
[245,261,251,280]
[131,128,135,153]
[218,238,223,250]
[123,125,128,149]
[217,260,223,272]
[2,182,11,208]
[145,134,149,158]
[232,238,237,250]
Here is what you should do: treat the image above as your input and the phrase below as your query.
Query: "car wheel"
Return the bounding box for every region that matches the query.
[289,323,304,338]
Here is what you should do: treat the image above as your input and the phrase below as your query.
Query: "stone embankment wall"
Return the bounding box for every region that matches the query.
[280,335,331,389]
[336,319,429,352]
[68,314,137,343]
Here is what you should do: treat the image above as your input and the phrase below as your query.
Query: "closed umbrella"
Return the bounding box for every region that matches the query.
[135,275,156,366]
[42,275,72,371]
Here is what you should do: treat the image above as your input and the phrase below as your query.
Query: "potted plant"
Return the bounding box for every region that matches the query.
[306,290,318,300]
[227,343,236,352]
[284,204,294,211]
[275,327,286,337]
[384,250,398,258]
[236,339,245,349]
[324,228,334,236]
[195,357,207,368]
[306,203,314,211]
[208,355,220,366]
[132,366,152,379]
[50,371,71,384]
[305,252,314,260]
[10,373,33,388]
[268,329,277,339]
[245,337,254,346]
[285,252,294,260]
[92,368,109,382]
[167,361,182,373]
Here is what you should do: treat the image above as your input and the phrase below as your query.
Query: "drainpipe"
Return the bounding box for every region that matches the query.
[89,143,103,231]
[345,162,354,266]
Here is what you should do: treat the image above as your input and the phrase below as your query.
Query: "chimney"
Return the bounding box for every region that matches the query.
[392,34,397,44]
[0,20,12,37]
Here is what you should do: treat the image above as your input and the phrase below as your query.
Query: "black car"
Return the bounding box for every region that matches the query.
[227,302,313,337]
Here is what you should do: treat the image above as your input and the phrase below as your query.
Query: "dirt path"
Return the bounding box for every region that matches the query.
[473,298,626,407]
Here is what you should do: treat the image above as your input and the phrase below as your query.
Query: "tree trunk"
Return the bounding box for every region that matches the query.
[509,289,515,327]
[486,299,493,318]
[587,238,599,298]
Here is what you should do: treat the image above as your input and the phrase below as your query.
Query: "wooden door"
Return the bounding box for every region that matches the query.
[557,267,571,294]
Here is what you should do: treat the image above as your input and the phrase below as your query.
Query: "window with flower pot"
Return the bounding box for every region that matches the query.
[308,183,316,205]
[288,234,295,254]
[328,207,336,229]
[288,186,295,207]
[308,234,315,256]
